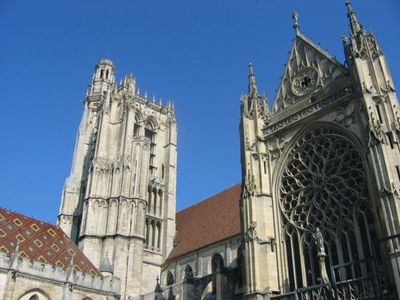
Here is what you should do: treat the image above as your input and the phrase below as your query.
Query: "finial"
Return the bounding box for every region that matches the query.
[345,0,363,35]
[248,63,258,97]
[249,63,254,76]
[292,11,300,34]
[154,275,163,294]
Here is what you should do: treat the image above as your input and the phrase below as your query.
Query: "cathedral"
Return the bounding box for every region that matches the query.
[1,2,399,299]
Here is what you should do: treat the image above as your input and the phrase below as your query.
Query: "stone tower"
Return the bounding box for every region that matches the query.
[58,59,177,299]
[240,3,400,299]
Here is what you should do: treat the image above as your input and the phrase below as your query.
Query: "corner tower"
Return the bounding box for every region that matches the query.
[58,59,177,299]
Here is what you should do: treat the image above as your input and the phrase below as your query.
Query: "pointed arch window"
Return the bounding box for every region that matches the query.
[211,254,224,295]
[184,264,193,279]
[167,271,174,285]
[279,126,379,290]
[134,114,141,136]
[145,121,157,174]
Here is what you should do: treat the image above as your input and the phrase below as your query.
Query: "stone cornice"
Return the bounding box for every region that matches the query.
[265,87,353,136]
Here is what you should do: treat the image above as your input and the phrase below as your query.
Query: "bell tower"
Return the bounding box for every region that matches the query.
[58,59,177,299]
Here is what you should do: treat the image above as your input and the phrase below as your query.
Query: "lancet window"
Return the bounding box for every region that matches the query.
[147,186,163,217]
[167,271,174,285]
[144,121,156,175]
[144,217,162,252]
[279,127,378,290]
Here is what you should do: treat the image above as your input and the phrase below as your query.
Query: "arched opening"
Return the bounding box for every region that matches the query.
[201,281,215,300]
[211,254,224,295]
[18,289,50,300]
[184,264,193,279]
[158,189,163,216]
[145,121,157,175]
[134,114,141,136]
[167,271,174,285]
[279,126,379,291]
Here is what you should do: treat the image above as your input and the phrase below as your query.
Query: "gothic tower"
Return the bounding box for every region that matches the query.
[240,3,400,299]
[58,59,177,299]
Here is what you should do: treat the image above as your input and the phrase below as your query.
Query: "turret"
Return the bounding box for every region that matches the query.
[343,1,400,297]
[86,59,116,98]
[240,63,277,297]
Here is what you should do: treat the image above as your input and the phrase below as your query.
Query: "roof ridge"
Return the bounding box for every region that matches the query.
[0,207,55,226]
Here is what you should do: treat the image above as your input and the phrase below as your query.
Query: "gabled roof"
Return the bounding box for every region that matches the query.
[167,184,241,261]
[273,32,348,113]
[0,207,101,275]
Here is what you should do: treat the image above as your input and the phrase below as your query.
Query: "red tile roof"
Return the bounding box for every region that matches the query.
[167,184,241,261]
[0,208,100,275]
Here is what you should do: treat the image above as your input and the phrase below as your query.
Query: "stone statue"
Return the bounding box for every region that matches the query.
[313,227,329,283]
[314,227,326,256]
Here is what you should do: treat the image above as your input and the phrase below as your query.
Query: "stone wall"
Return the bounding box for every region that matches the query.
[0,251,120,299]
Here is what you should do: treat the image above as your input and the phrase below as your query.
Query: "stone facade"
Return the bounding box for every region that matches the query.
[240,3,400,300]
[0,250,120,300]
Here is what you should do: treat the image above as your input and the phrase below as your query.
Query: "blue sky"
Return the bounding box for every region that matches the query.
[0,1,399,224]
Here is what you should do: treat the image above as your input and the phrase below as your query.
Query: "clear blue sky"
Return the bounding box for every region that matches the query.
[0,1,399,224]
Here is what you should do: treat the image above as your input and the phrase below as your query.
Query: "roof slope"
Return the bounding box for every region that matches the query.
[0,207,100,275]
[167,184,241,261]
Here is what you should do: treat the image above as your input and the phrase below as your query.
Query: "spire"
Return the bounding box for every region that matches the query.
[346,0,363,35]
[243,63,271,123]
[248,63,259,98]
[292,11,300,34]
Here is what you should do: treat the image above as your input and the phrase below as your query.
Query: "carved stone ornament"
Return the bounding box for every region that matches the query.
[334,101,355,127]
[268,136,289,160]
[243,173,256,198]
[291,67,319,97]
[245,137,255,152]
[393,109,400,132]
[245,222,257,242]
[369,111,384,145]
[380,182,399,198]
[265,87,352,135]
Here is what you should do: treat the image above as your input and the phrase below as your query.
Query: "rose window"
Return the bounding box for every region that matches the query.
[280,127,368,232]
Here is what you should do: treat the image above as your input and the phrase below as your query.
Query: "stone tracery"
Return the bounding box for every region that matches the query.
[280,127,368,232]
[279,126,376,289]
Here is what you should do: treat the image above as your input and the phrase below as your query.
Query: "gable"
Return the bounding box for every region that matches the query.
[273,33,348,113]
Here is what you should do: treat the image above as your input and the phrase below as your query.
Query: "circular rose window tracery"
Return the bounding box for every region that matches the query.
[280,127,368,232]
